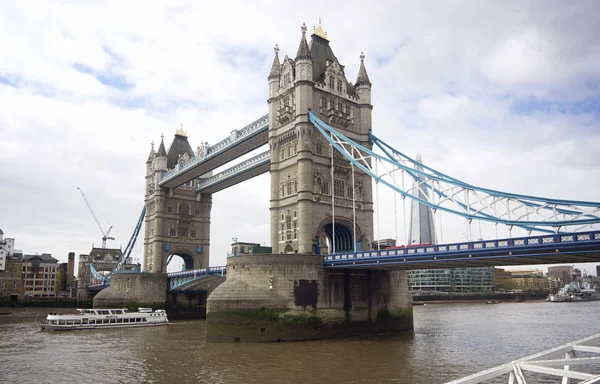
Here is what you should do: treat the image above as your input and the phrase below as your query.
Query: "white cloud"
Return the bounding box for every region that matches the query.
[0,0,599,276]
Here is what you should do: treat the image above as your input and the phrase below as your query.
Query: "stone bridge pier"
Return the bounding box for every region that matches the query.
[207,254,413,342]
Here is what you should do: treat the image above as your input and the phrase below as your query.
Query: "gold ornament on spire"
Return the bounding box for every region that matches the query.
[176,123,187,137]
[313,17,328,40]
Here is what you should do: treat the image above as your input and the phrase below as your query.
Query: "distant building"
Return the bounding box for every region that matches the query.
[405,156,494,292]
[22,253,59,297]
[55,252,76,297]
[548,266,573,285]
[0,228,13,271]
[493,268,513,291]
[372,239,396,250]
[230,241,272,256]
[505,275,549,292]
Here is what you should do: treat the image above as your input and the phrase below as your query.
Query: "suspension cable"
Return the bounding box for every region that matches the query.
[351,149,357,252]
[376,160,381,250]
[402,171,407,246]
[331,139,335,254]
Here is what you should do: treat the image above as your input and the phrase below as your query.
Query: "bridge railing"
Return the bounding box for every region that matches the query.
[324,230,600,263]
[167,266,226,278]
[196,151,270,191]
[160,114,269,184]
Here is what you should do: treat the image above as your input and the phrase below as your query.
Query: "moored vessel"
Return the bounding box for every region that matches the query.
[41,308,168,331]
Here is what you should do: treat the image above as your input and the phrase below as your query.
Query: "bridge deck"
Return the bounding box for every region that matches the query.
[325,231,600,269]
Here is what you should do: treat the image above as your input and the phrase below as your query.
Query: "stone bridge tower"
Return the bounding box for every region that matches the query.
[143,128,212,273]
[268,20,374,255]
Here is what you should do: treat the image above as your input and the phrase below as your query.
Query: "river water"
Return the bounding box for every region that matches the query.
[1,301,599,384]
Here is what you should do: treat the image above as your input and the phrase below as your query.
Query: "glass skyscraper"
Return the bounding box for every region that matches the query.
[406,155,494,292]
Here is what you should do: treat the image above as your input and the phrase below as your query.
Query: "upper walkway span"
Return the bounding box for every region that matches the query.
[159,114,269,189]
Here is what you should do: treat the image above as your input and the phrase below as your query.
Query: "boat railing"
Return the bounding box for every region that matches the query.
[446,333,600,383]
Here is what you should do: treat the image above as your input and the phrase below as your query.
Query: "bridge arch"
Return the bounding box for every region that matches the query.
[315,217,363,254]
[165,249,196,271]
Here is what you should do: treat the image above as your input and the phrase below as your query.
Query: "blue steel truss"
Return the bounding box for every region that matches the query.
[88,207,145,284]
[308,111,600,233]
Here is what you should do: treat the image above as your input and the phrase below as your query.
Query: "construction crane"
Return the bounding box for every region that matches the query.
[76,187,115,248]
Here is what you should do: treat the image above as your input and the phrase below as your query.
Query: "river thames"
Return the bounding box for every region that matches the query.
[1,300,599,384]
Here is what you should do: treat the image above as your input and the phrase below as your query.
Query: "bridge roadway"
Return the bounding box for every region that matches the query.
[159,114,269,189]
[88,230,600,292]
[325,230,600,269]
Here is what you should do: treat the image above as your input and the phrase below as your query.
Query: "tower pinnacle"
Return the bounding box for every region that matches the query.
[156,135,167,157]
[268,44,281,80]
[356,51,371,87]
[313,17,328,40]
[296,22,312,60]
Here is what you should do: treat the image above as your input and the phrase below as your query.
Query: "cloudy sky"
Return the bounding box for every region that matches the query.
[1,1,599,275]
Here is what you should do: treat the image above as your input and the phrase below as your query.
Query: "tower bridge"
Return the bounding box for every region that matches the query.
[92,20,600,342]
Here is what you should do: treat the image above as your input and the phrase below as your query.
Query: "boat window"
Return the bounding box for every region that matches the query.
[117,319,122,323]
[89,320,95,325]
[59,320,65,325]
[109,319,116,324]
[66,320,74,325]
[123,318,129,323]
[82,319,88,324]
[142,318,147,322]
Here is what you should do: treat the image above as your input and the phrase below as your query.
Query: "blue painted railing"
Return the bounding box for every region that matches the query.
[324,230,600,266]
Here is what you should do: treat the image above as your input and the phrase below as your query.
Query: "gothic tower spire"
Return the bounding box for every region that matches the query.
[268,44,281,80]
[295,23,311,61]
[156,134,167,157]
[356,52,371,87]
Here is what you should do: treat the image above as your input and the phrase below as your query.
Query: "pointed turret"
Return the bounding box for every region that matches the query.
[295,23,314,84]
[355,52,372,87]
[295,23,312,61]
[268,44,281,81]
[153,134,168,174]
[156,136,167,157]
[355,52,372,106]
[146,141,156,164]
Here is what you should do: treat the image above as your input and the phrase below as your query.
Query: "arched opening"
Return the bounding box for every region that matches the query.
[316,218,361,255]
[283,244,294,254]
[322,223,354,253]
[166,252,195,273]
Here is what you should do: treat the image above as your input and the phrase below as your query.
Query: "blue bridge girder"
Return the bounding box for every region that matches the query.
[159,115,269,189]
[167,266,226,291]
[324,230,600,270]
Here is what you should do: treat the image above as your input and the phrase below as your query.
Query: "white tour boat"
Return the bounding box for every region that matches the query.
[41,308,169,331]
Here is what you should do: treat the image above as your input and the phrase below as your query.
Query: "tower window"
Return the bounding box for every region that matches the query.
[167,206,173,213]
[329,77,334,89]
[169,228,176,237]
[334,179,345,198]
[337,79,342,92]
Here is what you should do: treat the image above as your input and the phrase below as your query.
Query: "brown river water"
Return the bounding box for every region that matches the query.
[1,301,599,384]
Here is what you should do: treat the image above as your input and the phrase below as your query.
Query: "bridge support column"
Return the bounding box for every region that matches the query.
[206,254,413,342]
[93,272,167,308]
